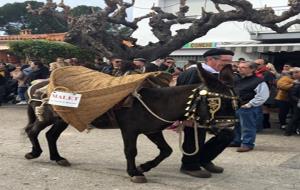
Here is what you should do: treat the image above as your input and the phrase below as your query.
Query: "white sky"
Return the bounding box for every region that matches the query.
[130,0,290,44]
[0,0,105,7]
[0,0,292,43]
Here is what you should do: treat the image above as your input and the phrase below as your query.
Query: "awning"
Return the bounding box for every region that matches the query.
[218,42,300,53]
[170,48,209,56]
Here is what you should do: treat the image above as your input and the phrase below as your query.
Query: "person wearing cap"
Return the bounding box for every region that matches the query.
[133,58,147,73]
[101,57,124,76]
[123,58,147,75]
[284,67,300,136]
[145,58,162,72]
[159,57,177,74]
[177,48,235,178]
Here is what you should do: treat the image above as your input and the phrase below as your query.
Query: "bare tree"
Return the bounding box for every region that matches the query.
[28,0,300,61]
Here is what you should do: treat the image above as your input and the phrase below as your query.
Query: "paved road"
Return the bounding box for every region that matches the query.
[0,105,299,190]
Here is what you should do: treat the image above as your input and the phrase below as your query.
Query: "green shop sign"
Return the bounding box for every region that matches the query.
[183,42,217,49]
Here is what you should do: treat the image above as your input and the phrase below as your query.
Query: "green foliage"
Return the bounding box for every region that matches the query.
[4,23,21,35]
[9,40,94,63]
[26,14,68,34]
[0,1,46,34]
[70,5,101,17]
[0,2,103,35]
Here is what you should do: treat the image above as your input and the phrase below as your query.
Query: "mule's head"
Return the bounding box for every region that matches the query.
[185,64,238,129]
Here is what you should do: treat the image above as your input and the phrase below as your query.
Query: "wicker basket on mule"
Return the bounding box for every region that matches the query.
[47,66,171,132]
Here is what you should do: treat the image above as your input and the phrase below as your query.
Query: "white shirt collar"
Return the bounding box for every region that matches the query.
[186,63,219,74]
[201,63,218,73]
[186,64,197,70]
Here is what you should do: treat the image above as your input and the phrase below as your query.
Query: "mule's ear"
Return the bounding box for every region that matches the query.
[219,64,234,86]
[196,63,218,85]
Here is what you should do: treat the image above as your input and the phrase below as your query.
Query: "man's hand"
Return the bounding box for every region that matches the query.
[241,103,252,109]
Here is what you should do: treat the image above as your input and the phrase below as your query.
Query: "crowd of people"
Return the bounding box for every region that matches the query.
[0,53,299,136]
[0,56,182,106]
[0,57,77,105]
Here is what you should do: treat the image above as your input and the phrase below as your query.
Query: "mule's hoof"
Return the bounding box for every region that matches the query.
[137,166,144,173]
[56,159,71,167]
[24,152,40,160]
[130,176,147,183]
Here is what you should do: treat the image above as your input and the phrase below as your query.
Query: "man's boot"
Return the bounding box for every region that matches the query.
[180,168,211,178]
[201,162,224,173]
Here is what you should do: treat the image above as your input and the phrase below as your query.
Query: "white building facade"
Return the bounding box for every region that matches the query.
[132,0,300,68]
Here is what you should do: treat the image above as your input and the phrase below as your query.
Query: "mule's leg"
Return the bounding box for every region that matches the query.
[45,119,70,167]
[138,132,172,173]
[25,121,50,159]
[121,130,146,183]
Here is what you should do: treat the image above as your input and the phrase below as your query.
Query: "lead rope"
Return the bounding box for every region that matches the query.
[132,90,176,124]
[178,120,200,156]
[132,90,200,156]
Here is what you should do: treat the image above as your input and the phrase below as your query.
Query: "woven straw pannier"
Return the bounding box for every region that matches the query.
[47,66,168,132]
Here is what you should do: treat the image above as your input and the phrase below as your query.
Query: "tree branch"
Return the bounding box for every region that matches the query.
[210,0,300,33]
[215,4,225,13]
[177,0,189,17]
[28,0,300,61]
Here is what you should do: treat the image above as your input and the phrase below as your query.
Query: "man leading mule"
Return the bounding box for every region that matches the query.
[177,48,236,178]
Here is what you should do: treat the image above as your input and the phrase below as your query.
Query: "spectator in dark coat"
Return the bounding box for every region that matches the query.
[285,67,300,136]
[0,63,7,105]
[25,59,50,85]
[0,62,17,105]
[255,59,276,130]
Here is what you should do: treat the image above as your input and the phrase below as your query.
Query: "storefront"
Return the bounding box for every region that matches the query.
[170,42,217,67]
[219,42,300,70]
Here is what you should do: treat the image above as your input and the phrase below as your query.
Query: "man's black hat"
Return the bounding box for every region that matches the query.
[203,48,234,57]
[133,58,146,62]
